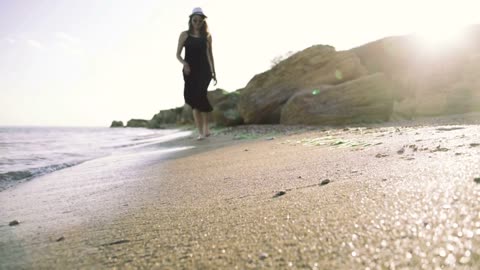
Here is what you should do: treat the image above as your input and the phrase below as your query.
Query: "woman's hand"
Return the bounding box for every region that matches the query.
[183,63,191,75]
[212,72,217,86]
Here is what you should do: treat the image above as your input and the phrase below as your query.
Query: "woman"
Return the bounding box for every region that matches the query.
[176,7,217,140]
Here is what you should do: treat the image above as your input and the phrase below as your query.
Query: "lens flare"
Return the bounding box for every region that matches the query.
[335,70,343,80]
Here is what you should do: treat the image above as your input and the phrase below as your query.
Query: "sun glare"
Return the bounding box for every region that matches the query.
[413,23,465,51]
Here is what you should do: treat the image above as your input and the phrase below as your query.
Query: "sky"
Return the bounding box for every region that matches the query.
[1,0,479,127]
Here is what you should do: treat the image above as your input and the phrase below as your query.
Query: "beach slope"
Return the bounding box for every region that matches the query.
[1,122,480,269]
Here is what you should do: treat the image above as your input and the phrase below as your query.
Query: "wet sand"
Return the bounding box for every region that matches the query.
[1,116,480,269]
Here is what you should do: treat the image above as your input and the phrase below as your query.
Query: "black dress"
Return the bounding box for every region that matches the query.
[183,33,213,112]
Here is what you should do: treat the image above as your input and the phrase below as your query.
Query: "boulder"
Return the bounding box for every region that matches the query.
[110,121,124,128]
[414,79,480,116]
[352,25,480,117]
[148,89,232,127]
[238,45,368,124]
[391,98,415,120]
[212,91,243,126]
[148,107,183,128]
[179,104,193,124]
[207,88,229,106]
[126,119,149,128]
[206,89,230,123]
[280,73,394,125]
[391,53,480,117]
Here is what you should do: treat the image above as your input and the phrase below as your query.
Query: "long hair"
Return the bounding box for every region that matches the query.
[188,16,210,38]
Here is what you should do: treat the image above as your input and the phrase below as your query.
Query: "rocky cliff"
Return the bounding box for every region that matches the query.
[116,24,480,127]
[238,25,480,125]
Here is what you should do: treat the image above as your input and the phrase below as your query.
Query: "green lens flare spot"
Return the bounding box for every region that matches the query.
[312,89,320,95]
[335,69,343,80]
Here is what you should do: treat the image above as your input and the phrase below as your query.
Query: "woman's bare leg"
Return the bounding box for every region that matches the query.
[201,112,210,136]
[192,109,204,139]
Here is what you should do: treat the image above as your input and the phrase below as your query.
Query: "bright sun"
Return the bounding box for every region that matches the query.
[413,23,466,51]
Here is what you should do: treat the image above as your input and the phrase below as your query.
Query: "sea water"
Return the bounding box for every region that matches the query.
[0,126,191,191]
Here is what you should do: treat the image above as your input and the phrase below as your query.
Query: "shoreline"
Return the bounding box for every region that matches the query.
[1,115,480,268]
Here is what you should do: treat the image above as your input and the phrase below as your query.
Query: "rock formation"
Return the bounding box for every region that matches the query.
[237,45,368,124]
[145,89,242,127]
[126,119,149,128]
[351,25,480,118]
[281,73,394,125]
[148,107,183,128]
[115,24,480,128]
[212,91,243,126]
[110,121,124,128]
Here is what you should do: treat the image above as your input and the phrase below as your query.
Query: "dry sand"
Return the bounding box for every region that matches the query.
[1,114,480,269]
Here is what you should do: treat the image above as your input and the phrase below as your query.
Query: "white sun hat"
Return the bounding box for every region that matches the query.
[190,7,207,18]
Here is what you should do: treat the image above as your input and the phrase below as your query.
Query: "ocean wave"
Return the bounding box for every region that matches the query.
[0,127,187,192]
[0,162,81,187]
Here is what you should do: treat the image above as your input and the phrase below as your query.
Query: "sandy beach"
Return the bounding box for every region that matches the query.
[1,115,480,269]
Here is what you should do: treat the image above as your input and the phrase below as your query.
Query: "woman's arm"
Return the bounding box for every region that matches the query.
[207,35,217,85]
[176,31,190,75]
